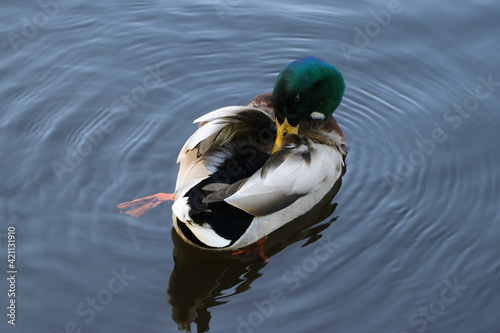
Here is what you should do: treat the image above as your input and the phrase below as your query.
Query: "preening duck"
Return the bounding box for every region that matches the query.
[118,56,346,255]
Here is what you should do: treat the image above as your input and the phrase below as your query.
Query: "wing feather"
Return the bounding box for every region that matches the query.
[175,106,274,197]
[224,136,343,216]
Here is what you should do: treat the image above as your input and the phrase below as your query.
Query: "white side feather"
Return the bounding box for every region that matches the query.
[225,142,341,216]
[187,223,231,248]
[229,146,344,249]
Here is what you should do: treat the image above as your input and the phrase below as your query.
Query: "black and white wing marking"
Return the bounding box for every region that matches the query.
[204,134,344,217]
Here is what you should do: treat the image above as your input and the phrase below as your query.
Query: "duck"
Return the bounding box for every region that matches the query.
[117,56,347,256]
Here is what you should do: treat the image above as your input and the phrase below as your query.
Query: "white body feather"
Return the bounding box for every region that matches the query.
[172,104,345,250]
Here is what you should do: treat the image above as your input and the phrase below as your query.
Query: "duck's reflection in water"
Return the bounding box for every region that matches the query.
[167,179,343,332]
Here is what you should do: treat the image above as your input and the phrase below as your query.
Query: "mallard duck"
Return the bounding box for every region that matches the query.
[118,56,346,254]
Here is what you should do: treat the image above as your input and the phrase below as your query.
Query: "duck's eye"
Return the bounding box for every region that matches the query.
[293,93,301,104]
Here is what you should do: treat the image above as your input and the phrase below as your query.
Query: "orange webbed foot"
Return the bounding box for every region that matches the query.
[233,237,269,263]
[117,193,175,218]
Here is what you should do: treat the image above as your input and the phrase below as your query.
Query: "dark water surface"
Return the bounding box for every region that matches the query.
[1,0,499,332]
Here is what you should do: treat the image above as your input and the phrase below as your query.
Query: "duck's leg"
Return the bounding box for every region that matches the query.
[117,193,176,218]
[232,237,269,263]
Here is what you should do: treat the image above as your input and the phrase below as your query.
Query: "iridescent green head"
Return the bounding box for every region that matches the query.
[272,56,345,127]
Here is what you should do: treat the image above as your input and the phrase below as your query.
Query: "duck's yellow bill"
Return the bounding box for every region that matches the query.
[271,118,299,154]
